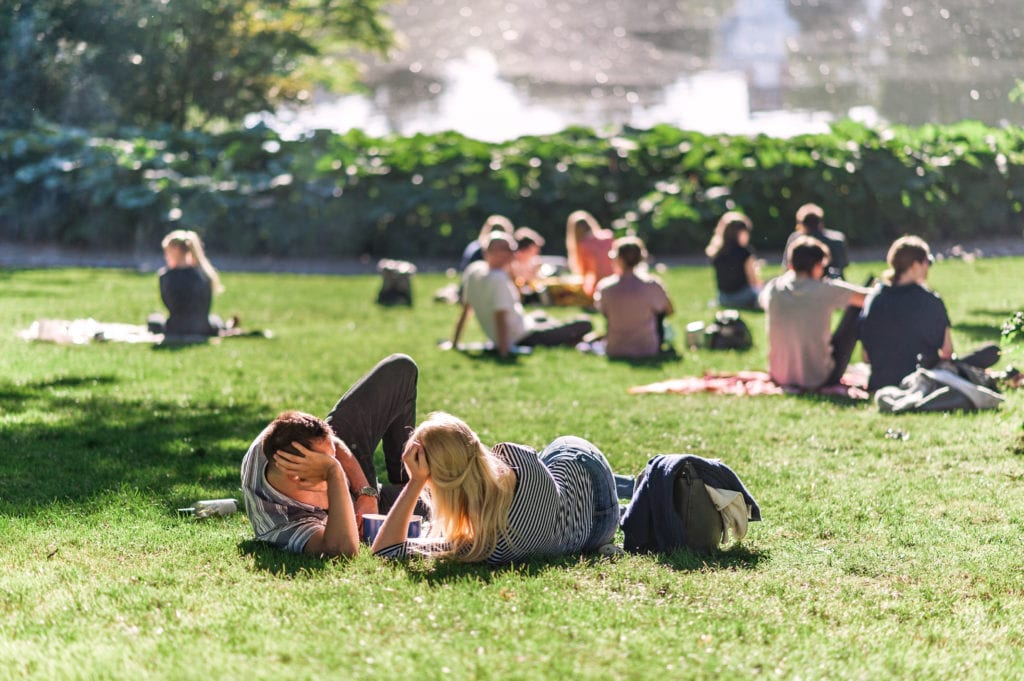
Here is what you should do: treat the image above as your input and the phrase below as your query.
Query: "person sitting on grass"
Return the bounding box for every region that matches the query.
[566,209,616,302]
[594,236,675,359]
[510,226,546,304]
[240,354,419,557]
[147,229,227,337]
[759,236,870,391]
[782,203,849,280]
[705,211,763,309]
[459,214,514,272]
[859,235,999,391]
[371,411,619,565]
[450,232,592,358]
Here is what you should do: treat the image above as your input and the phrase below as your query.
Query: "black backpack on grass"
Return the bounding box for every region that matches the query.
[705,309,752,351]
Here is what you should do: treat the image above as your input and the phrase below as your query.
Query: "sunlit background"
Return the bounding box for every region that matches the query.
[250,0,1024,141]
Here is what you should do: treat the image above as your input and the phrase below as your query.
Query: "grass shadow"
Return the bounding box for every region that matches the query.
[608,352,684,368]
[655,543,768,571]
[0,376,271,512]
[791,391,872,408]
[237,539,333,577]
[954,321,1003,344]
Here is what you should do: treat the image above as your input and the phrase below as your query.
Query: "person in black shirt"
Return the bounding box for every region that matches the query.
[148,229,226,337]
[705,211,763,309]
[782,203,849,279]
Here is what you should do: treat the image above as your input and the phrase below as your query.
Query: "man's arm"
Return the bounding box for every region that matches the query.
[450,303,471,348]
[494,309,511,357]
[940,326,954,359]
[332,437,378,525]
[371,440,430,553]
[274,443,359,557]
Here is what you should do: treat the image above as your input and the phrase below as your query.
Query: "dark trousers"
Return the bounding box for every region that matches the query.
[325,354,418,490]
[518,318,593,347]
[824,305,861,387]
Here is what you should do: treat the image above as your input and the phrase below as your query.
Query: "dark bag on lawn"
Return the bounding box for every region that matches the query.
[705,309,752,350]
[621,454,761,555]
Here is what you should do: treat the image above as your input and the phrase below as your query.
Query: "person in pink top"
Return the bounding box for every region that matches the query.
[566,210,616,301]
[594,236,675,359]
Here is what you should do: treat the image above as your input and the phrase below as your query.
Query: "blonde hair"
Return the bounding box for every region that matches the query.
[161,229,224,294]
[884,235,932,285]
[412,412,516,563]
[704,211,752,258]
[565,210,603,275]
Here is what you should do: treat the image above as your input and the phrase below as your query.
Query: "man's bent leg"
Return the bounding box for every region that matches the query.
[518,319,593,347]
[326,354,418,487]
[824,305,860,386]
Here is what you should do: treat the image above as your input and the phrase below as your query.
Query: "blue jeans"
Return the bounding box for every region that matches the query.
[539,436,619,552]
[718,286,761,310]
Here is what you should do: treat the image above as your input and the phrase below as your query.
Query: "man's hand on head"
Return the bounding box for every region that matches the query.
[275,440,342,486]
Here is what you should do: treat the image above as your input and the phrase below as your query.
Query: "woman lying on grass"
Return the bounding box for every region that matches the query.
[371,412,619,565]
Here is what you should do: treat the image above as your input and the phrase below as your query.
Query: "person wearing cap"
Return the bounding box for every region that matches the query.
[760,236,870,390]
[781,203,849,279]
[858,235,998,391]
[594,236,675,358]
[459,214,514,272]
[450,232,592,357]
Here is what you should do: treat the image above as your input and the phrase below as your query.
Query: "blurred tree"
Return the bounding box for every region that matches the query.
[0,0,392,130]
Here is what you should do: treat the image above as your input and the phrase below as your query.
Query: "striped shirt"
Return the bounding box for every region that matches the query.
[374,442,596,565]
[240,435,326,554]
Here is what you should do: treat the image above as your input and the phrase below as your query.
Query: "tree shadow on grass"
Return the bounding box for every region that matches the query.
[954,321,1002,344]
[968,308,1019,318]
[0,375,270,514]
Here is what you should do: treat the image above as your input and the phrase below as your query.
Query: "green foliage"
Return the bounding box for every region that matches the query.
[1,259,1023,679]
[0,0,392,130]
[2,119,1024,260]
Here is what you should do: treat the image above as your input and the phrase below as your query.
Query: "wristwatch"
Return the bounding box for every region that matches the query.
[355,485,379,498]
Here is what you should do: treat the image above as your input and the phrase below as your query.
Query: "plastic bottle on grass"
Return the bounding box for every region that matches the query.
[179,498,238,519]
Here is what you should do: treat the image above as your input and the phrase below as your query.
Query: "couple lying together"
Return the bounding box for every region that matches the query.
[240,354,620,564]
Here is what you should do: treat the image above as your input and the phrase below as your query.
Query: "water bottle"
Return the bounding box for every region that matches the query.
[179,498,238,519]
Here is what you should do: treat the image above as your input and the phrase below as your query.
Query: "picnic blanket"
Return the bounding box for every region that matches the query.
[629,365,870,399]
[18,318,270,345]
[18,318,163,345]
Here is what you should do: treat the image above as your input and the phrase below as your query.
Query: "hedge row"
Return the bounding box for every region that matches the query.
[2,119,1023,261]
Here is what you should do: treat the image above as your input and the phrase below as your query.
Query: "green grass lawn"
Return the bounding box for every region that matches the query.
[1,257,1023,680]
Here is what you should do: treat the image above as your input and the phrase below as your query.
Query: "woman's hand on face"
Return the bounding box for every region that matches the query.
[275,440,340,488]
[402,442,431,483]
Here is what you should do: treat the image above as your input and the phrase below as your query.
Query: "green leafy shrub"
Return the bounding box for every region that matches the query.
[2,119,1023,261]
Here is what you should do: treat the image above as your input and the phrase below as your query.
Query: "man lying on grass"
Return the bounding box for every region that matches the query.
[240,354,418,557]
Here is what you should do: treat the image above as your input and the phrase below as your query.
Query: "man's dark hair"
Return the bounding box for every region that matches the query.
[787,235,831,275]
[513,226,545,250]
[262,410,331,463]
[796,203,824,232]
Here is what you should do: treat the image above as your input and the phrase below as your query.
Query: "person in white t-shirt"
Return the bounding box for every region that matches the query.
[450,233,591,358]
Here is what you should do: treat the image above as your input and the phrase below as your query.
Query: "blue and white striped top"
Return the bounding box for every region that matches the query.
[375,442,596,565]
[240,435,327,554]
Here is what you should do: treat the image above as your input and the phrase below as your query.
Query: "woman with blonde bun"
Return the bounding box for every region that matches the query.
[371,412,619,565]
[148,229,226,337]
